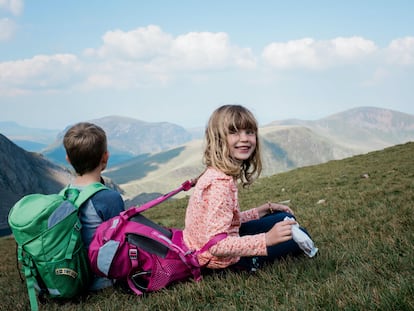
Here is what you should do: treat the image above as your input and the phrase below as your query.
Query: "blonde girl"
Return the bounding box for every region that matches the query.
[183,105,313,271]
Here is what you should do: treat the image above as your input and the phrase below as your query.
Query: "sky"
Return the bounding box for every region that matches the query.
[0,0,413,130]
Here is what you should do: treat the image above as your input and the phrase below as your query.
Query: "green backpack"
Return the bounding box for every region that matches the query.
[8,183,108,311]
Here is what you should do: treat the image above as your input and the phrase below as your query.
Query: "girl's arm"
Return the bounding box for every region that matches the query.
[239,202,294,222]
[256,202,294,218]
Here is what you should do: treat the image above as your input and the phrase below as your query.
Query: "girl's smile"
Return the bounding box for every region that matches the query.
[227,129,256,161]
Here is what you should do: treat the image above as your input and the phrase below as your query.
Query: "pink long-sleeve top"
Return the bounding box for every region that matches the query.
[183,167,267,269]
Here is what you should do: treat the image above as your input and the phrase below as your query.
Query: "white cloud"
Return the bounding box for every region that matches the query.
[85,25,256,71]
[88,25,172,60]
[0,0,24,15]
[361,37,414,87]
[80,25,256,89]
[81,62,162,89]
[84,74,114,88]
[0,54,82,94]
[0,0,23,41]
[386,36,414,65]
[2,27,413,96]
[170,31,255,70]
[262,36,377,69]
[0,17,16,41]
[262,38,319,69]
[331,37,377,59]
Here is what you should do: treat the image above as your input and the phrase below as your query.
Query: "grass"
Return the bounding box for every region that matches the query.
[1,142,413,311]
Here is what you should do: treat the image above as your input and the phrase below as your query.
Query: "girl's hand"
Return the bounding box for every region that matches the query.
[258,202,294,218]
[265,219,297,246]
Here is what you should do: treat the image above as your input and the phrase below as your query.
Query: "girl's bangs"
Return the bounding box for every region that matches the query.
[227,111,257,132]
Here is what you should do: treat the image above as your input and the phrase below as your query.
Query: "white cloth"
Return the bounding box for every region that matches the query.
[285,216,318,257]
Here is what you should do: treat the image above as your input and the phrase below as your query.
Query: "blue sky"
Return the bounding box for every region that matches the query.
[1,0,413,129]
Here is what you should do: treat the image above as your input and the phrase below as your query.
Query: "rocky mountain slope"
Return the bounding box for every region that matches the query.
[0,134,124,234]
[0,134,73,232]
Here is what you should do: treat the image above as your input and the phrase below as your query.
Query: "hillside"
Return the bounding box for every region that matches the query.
[108,140,205,201]
[259,125,354,176]
[107,107,414,201]
[0,134,73,232]
[0,135,128,234]
[1,142,412,310]
[2,106,414,209]
[106,126,357,201]
[270,106,414,152]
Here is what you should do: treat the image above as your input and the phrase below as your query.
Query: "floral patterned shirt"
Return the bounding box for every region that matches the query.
[183,167,267,269]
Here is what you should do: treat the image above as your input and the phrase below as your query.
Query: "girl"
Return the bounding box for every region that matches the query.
[183,105,314,271]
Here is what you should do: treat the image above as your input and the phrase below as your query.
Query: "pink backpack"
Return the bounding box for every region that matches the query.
[88,180,226,295]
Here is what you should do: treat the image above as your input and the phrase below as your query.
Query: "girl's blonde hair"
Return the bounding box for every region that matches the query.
[203,105,262,187]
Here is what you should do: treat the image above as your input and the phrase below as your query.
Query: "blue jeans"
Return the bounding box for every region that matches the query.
[234,212,310,271]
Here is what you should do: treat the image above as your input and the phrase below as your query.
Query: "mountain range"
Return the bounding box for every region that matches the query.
[1,106,413,232]
[104,106,414,201]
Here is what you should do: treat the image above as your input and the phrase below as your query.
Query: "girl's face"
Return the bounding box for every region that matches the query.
[227,128,256,161]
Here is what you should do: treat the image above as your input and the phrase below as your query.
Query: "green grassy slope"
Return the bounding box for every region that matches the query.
[1,142,413,311]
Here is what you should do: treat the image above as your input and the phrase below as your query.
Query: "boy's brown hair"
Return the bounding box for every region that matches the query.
[63,122,107,176]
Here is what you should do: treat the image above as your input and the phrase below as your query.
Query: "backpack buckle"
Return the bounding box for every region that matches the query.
[129,249,138,260]
[74,221,81,231]
[131,271,151,292]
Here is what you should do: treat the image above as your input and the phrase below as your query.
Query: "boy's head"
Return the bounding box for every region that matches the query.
[63,122,108,176]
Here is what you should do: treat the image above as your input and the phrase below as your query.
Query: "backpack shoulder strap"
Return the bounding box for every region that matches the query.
[74,182,108,208]
[18,245,40,311]
[129,179,194,215]
[59,182,109,210]
[195,233,227,255]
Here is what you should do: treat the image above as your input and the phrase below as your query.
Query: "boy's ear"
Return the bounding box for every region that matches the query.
[100,151,109,171]
[102,151,109,163]
[65,155,71,165]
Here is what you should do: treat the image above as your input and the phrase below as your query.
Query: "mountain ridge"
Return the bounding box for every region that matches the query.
[269,106,414,151]
[1,106,413,216]
[105,106,414,200]
[39,115,194,167]
[0,134,73,231]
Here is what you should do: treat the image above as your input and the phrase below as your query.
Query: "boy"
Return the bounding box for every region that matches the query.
[63,122,125,290]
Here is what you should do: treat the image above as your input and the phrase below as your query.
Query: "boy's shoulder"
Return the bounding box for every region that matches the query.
[87,187,125,219]
[89,186,124,205]
[69,183,124,209]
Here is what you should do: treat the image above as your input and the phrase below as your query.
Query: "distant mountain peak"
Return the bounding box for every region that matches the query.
[323,106,414,131]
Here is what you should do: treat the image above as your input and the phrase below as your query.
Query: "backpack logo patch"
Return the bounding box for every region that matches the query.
[55,268,78,279]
